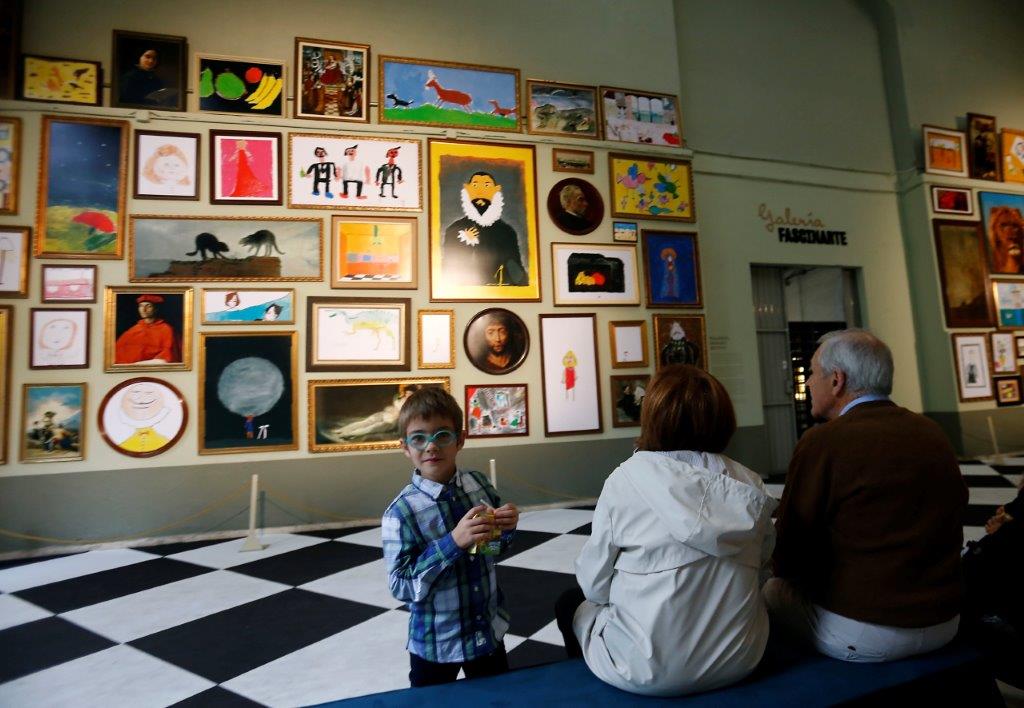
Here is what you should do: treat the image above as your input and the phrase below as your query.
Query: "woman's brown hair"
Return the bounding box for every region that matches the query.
[635,365,736,453]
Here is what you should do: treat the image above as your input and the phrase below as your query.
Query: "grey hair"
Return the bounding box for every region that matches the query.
[559,184,583,210]
[816,328,893,396]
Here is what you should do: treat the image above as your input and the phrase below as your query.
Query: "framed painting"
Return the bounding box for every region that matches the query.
[418,309,455,369]
[331,216,417,289]
[992,279,1024,329]
[195,53,285,116]
[966,113,1000,181]
[0,226,30,297]
[610,374,649,428]
[547,177,604,236]
[98,377,187,457]
[600,85,682,147]
[464,308,529,375]
[0,306,10,464]
[609,152,695,222]
[923,125,968,177]
[200,331,298,455]
[526,80,599,139]
[0,115,21,215]
[551,242,640,306]
[306,296,410,372]
[130,216,323,282]
[465,383,528,438]
[133,130,200,200]
[21,383,86,463]
[653,313,707,370]
[308,377,448,453]
[429,139,541,301]
[201,288,295,325]
[932,219,994,328]
[1001,128,1024,184]
[539,313,601,436]
[210,130,281,205]
[294,37,369,122]
[951,333,992,402]
[111,30,187,110]
[379,56,520,132]
[609,319,649,368]
[930,186,973,216]
[641,230,703,308]
[995,375,1023,407]
[30,307,89,369]
[19,55,101,105]
[977,191,1024,275]
[289,133,422,211]
[991,331,1017,374]
[41,265,96,303]
[613,221,638,243]
[1018,334,1024,360]
[552,148,594,174]
[103,286,193,372]
[36,115,128,259]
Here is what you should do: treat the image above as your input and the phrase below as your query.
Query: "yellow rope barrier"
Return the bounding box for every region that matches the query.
[260,483,371,522]
[496,468,594,502]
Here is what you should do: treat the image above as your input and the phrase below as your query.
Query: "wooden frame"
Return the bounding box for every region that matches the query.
[525,79,600,139]
[641,230,703,308]
[551,242,640,306]
[20,382,86,463]
[133,130,200,200]
[36,115,128,259]
[19,54,101,105]
[539,313,602,436]
[0,306,12,464]
[103,286,193,372]
[209,129,282,205]
[599,85,682,147]
[610,374,649,428]
[930,185,974,216]
[932,219,994,328]
[609,320,649,368]
[306,296,411,372]
[613,221,638,243]
[653,313,708,370]
[465,383,529,438]
[294,37,370,122]
[201,288,295,325]
[977,191,1024,276]
[952,333,993,402]
[0,115,21,215]
[547,177,604,236]
[991,331,1017,374]
[609,152,695,222]
[552,148,594,174]
[1018,334,1024,360]
[992,279,1024,330]
[1000,128,1024,184]
[30,307,90,369]
[195,53,285,116]
[0,225,30,297]
[966,113,1000,181]
[464,307,529,375]
[995,375,1023,407]
[97,377,188,457]
[308,377,449,453]
[418,309,455,369]
[111,30,187,111]
[200,331,298,455]
[41,264,97,303]
[330,215,418,289]
[922,125,968,177]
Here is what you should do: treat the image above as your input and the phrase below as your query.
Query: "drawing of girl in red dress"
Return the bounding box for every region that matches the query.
[227,140,265,197]
[562,350,578,400]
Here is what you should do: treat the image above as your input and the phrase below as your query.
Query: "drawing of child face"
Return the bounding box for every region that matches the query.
[120,383,167,421]
[39,318,76,351]
[152,152,188,184]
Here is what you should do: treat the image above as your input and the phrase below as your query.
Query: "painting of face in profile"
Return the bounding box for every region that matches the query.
[30,308,90,369]
[98,377,187,457]
[464,308,529,375]
[546,178,604,236]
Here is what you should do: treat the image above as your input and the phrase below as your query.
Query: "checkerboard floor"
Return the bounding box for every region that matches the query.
[0,461,1019,707]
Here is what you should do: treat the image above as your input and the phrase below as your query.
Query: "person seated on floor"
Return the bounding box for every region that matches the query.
[765,329,968,663]
[554,364,778,697]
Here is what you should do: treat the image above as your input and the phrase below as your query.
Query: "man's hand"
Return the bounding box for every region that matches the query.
[985,505,1012,535]
[494,503,519,531]
[457,227,480,246]
[452,505,494,549]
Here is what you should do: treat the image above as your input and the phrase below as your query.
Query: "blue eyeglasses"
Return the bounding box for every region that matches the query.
[405,429,458,451]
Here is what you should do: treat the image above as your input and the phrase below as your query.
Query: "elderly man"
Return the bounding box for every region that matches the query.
[764,329,967,662]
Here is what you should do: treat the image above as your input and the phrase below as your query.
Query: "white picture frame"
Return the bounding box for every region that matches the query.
[539,313,602,436]
[418,309,455,369]
[952,333,993,402]
[133,130,200,200]
[551,242,640,306]
[30,308,90,369]
[991,332,1017,374]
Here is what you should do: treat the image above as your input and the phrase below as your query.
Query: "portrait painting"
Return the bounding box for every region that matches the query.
[41,265,96,303]
[526,80,599,139]
[36,116,128,259]
[613,221,638,243]
[609,320,649,368]
[1001,128,1024,184]
[991,332,1017,375]
[134,130,200,200]
[465,384,528,438]
[610,374,649,428]
[195,54,285,116]
[201,288,295,325]
[418,309,455,369]
[30,308,89,369]
[200,332,297,455]
[111,31,187,111]
[309,377,448,453]
[0,116,21,215]
[932,219,994,328]
[966,113,1000,181]
[930,186,974,216]
[922,125,968,177]
[552,148,594,174]
[289,134,422,211]
[380,56,519,132]
[546,177,603,236]
[0,226,30,297]
[995,375,1022,407]
[306,296,410,372]
[0,307,10,464]
[551,242,640,306]
[103,286,193,372]
[600,86,682,147]
[642,230,703,308]
[21,383,85,463]
[464,308,529,376]
[20,55,101,106]
[609,153,695,222]
[429,139,541,301]
[98,377,187,457]
[653,313,707,371]
[992,280,1024,329]
[539,313,601,436]
[952,333,992,402]
[210,130,281,205]
[977,191,1024,276]
[331,216,416,290]
[295,37,369,122]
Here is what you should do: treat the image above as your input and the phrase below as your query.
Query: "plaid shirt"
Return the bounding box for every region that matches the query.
[382,467,512,663]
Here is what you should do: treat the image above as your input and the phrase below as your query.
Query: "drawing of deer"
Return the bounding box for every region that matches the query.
[424,70,472,111]
[487,99,516,117]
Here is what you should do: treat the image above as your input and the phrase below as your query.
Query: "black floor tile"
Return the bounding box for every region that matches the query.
[507,639,569,671]
[496,565,580,638]
[567,523,592,536]
[991,465,1024,476]
[296,528,346,539]
[0,617,115,682]
[962,475,1016,487]
[170,686,265,707]
[964,504,1000,527]
[230,540,382,586]
[333,525,378,537]
[145,538,242,556]
[570,504,597,511]
[0,552,80,572]
[501,530,559,559]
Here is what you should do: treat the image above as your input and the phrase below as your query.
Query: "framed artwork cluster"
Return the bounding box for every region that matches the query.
[923,113,1024,184]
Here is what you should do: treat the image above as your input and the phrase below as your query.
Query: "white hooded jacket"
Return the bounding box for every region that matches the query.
[573,450,778,696]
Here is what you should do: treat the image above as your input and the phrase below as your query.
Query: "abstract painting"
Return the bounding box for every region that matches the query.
[550,242,639,306]
[20,55,101,105]
[610,374,649,428]
[609,153,695,222]
[932,219,994,327]
[465,384,528,438]
[331,216,417,289]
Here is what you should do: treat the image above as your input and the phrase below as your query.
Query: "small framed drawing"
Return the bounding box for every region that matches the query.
[609,152,695,222]
[306,296,410,372]
[609,320,649,368]
[464,308,529,376]
[103,286,193,372]
[331,215,417,289]
[930,186,974,216]
[465,383,528,438]
[551,242,640,306]
[547,178,603,236]
[1018,334,1024,359]
[294,37,370,122]
[30,308,89,369]
[418,309,455,369]
[600,86,682,146]
[210,130,282,205]
[0,116,21,215]
[922,125,968,177]
[613,221,638,243]
[610,374,649,428]
[539,313,602,436]
[111,31,187,111]
[951,333,993,402]
[41,265,96,303]
[991,332,1017,374]
[977,191,1024,276]
[201,288,295,324]
[21,382,86,463]
[526,80,600,139]
[1001,128,1024,184]
[966,113,1000,181]
[19,55,101,105]
[0,306,10,463]
[98,377,188,457]
[552,148,595,174]
[653,313,707,370]
[641,230,703,308]
[195,54,285,116]
[308,377,448,453]
[0,226,30,297]
[995,375,1023,407]
[133,130,200,200]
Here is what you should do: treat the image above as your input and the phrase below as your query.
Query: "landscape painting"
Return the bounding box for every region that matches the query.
[526,80,599,139]
[21,383,85,463]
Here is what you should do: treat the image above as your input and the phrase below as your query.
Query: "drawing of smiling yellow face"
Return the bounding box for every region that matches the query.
[120,382,166,422]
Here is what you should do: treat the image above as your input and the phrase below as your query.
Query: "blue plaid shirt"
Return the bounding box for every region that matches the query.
[382,467,512,663]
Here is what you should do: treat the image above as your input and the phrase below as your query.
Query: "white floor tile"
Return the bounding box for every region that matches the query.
[963,526,987,544]
[299,558,402,610]
[0,593,52,630]
[992,457,1024,467]
[0,644,213,708]
[61,570,289,643]
[969,487,1020,506]
[503,633,528,652]
[166,533,326,569]
[498,534,588,574]
[336,527,383,548]
[530,619,565,646]
[515,508,594,534]
[766,484,785,499]
[1004,474,1022,488]
[0,549,158,593]
[960,464,998,476]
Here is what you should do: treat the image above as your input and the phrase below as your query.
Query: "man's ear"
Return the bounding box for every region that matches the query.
[831,368,847,395]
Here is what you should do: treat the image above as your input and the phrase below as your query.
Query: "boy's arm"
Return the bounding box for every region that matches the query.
[382,500,462,604]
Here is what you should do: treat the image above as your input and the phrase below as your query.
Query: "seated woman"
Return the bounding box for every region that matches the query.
[554,364,777,697]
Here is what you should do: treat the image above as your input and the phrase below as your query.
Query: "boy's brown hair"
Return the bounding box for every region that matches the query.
[635,364,736,453]
[397,386,463,438]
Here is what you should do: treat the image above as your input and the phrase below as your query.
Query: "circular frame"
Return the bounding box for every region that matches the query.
[546,177,604,236]
[464,308,529,375]
[97,376,188,457]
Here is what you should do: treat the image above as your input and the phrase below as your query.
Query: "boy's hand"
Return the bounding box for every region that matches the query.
[452,505,495,549]
[494,503,519,531]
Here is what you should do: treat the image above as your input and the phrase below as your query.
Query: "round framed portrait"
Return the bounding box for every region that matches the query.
[97,377,188,457]
[464,308,530,375]
[546,177,604,236]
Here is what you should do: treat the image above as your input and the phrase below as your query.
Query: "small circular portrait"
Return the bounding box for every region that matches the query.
[546,177,604,236]
[98,377,188,457]
[464,308,529,375]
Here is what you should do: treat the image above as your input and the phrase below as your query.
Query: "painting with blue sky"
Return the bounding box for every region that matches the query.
[22,383,85,462]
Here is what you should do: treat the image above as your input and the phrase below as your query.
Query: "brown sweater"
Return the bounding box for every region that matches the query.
[773,400,968,627]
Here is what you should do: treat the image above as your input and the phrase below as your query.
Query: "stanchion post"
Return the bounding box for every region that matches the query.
[489,458,497,489]
[240,473,267,552]
[987,416,1004,466]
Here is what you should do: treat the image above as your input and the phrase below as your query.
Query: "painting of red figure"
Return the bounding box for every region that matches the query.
[211,130,280,204]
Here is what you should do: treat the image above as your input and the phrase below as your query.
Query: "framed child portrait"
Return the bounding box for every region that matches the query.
[97,377,188,457]
[464,308,529,375]
[201,288,295,325]
[103,286,193,372]
[609,152,695,222]
[294,37,370,122]
[641,230,703,308]
[0,116,21,215]
[41,265,97,303]
[951,333,993,402]
[133,130,200,200]
[539,313,602,436]
[210,130,282,205]
[966,113,1000,181]
[306,296,410,372]
[551,242,640,306]
[0,226,30,297]
[922,125,968,177]
[111,30,187,110]
[19,55,101,106]
[610,374,649,428]
[418,309,455,369]
[465,383,529,438]
[995,375,1023,407]
[609,320,649,368]
[653,313,707,371]
[21,382,86,463]
[30,308,90,369]
[331,215,418,289]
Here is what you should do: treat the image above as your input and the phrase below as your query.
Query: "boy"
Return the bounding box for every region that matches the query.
[382,387,520,687]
